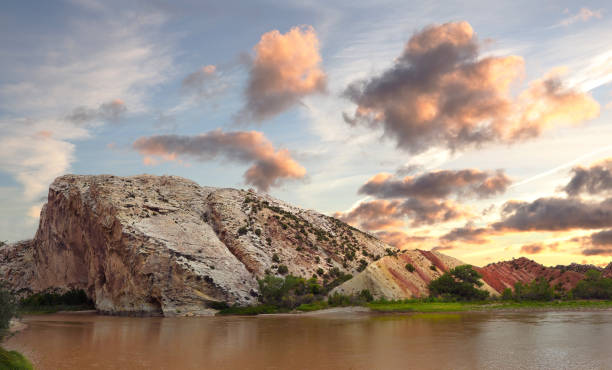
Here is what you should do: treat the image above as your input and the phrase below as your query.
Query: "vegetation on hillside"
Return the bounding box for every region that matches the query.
[218,273,372,315]
[428,265,490,301]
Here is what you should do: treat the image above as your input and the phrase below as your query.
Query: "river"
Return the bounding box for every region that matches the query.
[4,310,612,369]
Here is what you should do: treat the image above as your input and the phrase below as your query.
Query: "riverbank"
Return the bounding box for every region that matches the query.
[218,299,612,316]
[1,320,33,370]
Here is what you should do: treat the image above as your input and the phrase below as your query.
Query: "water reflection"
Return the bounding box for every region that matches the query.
[4,311,612,369]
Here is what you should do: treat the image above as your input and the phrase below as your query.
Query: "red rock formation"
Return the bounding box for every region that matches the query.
[479,257,584,293]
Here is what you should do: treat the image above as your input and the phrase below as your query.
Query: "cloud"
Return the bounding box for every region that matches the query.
[440,223,493,245]
[375,230,429,249]
[65,99,127,125]
[0,119,89,201]
[181,65,227,98]
[343,21,599,154]
[335,198,469,230]
[358,169,511,200]
[581,229,612,256]
[493,197,612,231]
[520,243,542,254]
[564,159,612,196]
[236,25,327,123]
[132,129,306,191]
[560,8,604,26]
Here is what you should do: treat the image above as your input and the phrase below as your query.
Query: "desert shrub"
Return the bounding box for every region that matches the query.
[258,275,323,309]
[316,268,324,276]
[357,259,368,272]
[237,226,248,236]
[272,253,280,263]
[428,265,489,301]
[429,265,437,271]
[405,263,415,273]
[277,265,289,275]
[0,347,33,370]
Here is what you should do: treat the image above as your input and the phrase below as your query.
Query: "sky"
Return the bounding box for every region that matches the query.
[2,0,612,268]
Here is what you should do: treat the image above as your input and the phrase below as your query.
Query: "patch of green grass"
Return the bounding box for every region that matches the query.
[484,300,612,310]
[367,299,612,313]
[296,301,329,312]
[368,300,475,313]
[0,347,33,370]
[217,304,282,315]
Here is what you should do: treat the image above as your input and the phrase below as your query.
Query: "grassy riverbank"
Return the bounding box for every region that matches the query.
[0,347,33,370]
[366,299,612,313]
[218,299,612,315]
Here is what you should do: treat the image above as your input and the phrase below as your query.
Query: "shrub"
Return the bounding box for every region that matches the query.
[316,268,324,276]
[513,279,554,301]
[501,288,513,301]
[277,265,289,275]
[357,259,368,272]
[429,265,437,271]
[255,229,262,236]
[238,226,248,236]
[405,263,415,273]
[572,269,612,299]
[257,275,323,309]
[428,265,489,301]
[272,253,280,263]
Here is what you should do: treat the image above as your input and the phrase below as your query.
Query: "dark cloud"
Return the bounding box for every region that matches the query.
[493,197,612,231]
[520,243,545,254]
[236,26,326,123]
[440,223,492,244]
[358,169,511,200]
[343,21,599,154]
[564,159,612,196]
[334,198,469,231]
[66,99,127,124]
[132,129,306,191]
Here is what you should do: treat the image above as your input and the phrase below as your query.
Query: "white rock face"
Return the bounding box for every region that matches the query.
[0,174,391,316]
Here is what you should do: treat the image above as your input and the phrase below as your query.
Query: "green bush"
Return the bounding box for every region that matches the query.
[572,269,612,299]
[258,275,323,309]
[277,265,289,275]
[405,263,415,273]
[428,265,489,301]
[271,253,280,263]
[512,279,554,301]
[237,226,248,236]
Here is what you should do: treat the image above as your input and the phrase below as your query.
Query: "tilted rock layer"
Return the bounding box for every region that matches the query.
[333,249,498,299]
[0,175,390,316]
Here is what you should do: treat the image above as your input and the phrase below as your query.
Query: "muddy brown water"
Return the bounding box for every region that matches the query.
[4,310,612,369]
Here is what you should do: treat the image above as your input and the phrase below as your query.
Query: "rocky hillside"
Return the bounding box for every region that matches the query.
[479,257,584,292]
[0,174,391,316]
[333,249,498,299]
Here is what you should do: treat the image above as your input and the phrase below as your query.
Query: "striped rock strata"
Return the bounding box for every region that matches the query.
[0,174,391,316]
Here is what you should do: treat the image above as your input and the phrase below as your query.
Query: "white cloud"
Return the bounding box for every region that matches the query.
[560,8,604,27]
[0,3,174,240]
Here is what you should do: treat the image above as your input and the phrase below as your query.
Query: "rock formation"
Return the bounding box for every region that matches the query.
[333,249,498,299]
[479,257,584,292]
[0,174,391,316]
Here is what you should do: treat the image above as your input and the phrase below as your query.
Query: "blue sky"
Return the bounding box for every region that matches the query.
[2,0,612,266]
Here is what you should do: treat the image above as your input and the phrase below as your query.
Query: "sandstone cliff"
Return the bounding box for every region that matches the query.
[333,249,498,299]
[0,174,392,316]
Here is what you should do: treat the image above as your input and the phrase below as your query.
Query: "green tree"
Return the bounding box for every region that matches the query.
[428,265,489,301]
